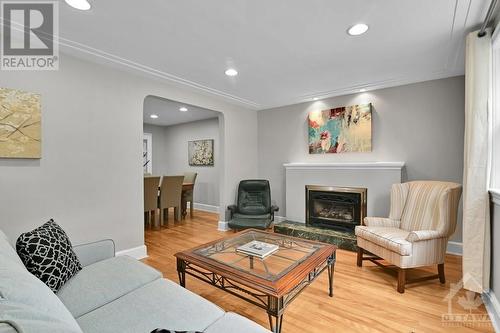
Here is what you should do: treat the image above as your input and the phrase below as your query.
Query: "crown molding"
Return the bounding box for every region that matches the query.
[261,69,464,110]
[57,37,262,110]
[259,0,469,110]
[52,0,469,111]
[61,38,464,112]
[444,0,472,73]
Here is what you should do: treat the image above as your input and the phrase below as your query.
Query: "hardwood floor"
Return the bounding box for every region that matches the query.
[143,210,494,333]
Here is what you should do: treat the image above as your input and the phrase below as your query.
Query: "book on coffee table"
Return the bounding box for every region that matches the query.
[236,240,279,259]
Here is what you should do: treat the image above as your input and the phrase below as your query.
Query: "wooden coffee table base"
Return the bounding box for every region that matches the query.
[176,253,336,333]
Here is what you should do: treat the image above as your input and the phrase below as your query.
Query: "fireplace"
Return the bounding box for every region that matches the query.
[305,185,367,232]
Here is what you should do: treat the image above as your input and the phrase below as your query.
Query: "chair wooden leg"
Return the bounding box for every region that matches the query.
[438,263,445,284]
[190,201,194,218]
[174,207,180,221]
[397,268,406,293]
[356,247,363,267]
[154,209,160,229]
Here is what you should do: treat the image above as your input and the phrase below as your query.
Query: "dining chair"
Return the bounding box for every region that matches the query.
[183,172,198,218]
[144,176,160,228]
[159,175,184,224]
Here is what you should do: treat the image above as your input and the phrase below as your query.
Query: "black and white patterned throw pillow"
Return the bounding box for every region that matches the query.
[16,219,82,293]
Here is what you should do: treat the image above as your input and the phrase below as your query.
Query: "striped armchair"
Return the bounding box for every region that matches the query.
[355,181,462,293]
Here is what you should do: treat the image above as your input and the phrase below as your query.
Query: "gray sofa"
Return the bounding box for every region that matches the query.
[0,230,271,333]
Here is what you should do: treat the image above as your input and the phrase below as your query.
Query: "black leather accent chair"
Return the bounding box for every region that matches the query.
[227,180,279,230]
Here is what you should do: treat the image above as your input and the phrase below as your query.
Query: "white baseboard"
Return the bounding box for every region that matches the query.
[446,241,463,256]
[218,221,230,231]
[193,203,219,213]
[274,216,287,223]
[483,290,500,331]
[116,245,148,260]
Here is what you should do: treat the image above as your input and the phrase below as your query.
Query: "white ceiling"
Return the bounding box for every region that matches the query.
[143,96,220,127]
[59,0,489,110]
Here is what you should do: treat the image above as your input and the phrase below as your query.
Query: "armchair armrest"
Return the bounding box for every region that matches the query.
[270,205,279,221]
[73,239,115,267]
[227,205,238,219]
[406,230,444,242]
[363,217,400,228]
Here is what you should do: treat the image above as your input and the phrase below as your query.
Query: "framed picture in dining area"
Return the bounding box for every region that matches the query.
[188,139,214,166]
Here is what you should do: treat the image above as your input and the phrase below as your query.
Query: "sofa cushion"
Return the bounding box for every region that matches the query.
[16,220,82,292]
[0,301,82,333]
[0,230,23,267]
[0,230,82,332]
[204,312,271,333]
[355,226,412,256]
[58,255,162,318]
[233,213,271,220]
[228,218,272,230]
[77,279,225,333]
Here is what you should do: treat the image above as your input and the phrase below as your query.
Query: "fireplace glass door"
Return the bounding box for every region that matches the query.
[306,186,367,232]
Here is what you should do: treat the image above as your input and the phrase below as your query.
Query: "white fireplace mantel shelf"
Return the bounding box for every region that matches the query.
[283,162,405,170]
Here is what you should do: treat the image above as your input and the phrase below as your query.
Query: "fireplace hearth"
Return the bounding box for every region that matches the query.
[306,185,367,233]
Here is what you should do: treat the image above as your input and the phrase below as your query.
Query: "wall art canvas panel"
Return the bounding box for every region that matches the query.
[0,88,41,158]
[188,139,214,166]
[308,103,372,154]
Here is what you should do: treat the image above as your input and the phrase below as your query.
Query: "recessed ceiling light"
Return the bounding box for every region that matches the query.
[150,114,158,119]
[347,23,369,36]
[65,0,91,10]
[359,88,366,92]
[179,107,188,112]
[313,97,319,101]
[225,68,238,77]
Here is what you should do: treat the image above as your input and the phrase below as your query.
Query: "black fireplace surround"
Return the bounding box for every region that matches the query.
[306,185,367,233]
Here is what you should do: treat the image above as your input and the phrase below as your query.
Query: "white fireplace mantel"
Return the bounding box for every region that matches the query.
[283,162,405,170]
[284,161,405,223]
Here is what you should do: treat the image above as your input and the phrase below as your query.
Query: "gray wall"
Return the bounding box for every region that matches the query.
[0,54,258,252]
[492,200,500,301]
[143,118,220,206]
[143,123,169,175]
[258,76,465,242]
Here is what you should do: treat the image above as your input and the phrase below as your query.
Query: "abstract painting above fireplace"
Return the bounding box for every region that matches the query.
[306,185,367,233]
[308,103,372,154]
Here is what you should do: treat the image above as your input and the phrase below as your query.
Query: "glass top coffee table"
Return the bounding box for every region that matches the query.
[174,229,337,333]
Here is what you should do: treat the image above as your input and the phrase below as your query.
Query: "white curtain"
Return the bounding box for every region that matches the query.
[463,29,492,293]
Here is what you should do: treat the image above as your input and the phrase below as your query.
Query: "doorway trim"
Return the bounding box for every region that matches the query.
[143,132,153,174]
